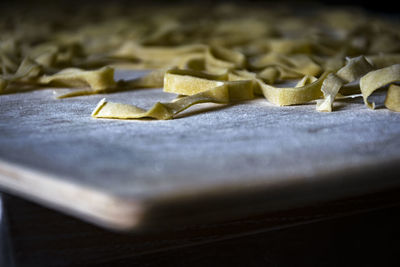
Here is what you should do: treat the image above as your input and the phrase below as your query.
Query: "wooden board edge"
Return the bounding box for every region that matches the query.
[0,160,144,231]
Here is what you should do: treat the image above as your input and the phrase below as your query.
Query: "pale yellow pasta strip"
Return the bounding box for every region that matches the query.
[39,66,115,90]
[38,66,116,98]
[163,68,228,95]
[384,84,400,112]
[0,57,43,93]
[295,75,318,88]
[289,54,322,77]
[182,57,206,71]
[316,56,374,112]
[366,54,400,69]
[13,58,43,80]
[251,53,321,77]
[258,71,330,106]
[227,69,263,95]
[295,75,318,87]
[360,64,400,109]
[267,39,313,55]
[316,74,344,112]
[111,43,207,70]
[113,42,207,61]
[205,46,246,74]
[92,80,255,120]
[336,56,374,83]
[122,68,168,89]
[256,67,280,84]
[228,70,257,81]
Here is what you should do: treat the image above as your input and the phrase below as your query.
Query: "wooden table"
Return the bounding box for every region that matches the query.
[2,190,400,266]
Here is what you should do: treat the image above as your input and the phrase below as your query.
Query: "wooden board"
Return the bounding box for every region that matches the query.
[0,70,399,231]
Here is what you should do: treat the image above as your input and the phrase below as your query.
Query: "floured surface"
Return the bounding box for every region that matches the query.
[0,70,400,229]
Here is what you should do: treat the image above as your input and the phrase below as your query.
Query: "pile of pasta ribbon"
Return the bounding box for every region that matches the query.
[1,4,399,119]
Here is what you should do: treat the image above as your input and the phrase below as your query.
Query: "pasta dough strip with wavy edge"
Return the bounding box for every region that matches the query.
[40,67,117,98]
[384,84,400,112]
[92,80,255,120]
[257,71,329,106]
[163,68,228,95]
[39,66,116,90]
[205,46,246,74]
[360,64,400,109]
[316,56,374,112]
[0,57,43,93]
[164,67,328,107]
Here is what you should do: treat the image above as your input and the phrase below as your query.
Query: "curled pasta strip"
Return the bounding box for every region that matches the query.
[0,57,43,93]
[205,46,246,74]
[257,71,329,106]
[251,53,321,77]
[39,67,116,90]
[384,85,400,112]
[92,80,255,120]
[360,64,400,109]
[163,68,228,95]
[39,67,116,98]
[316,56,374,112]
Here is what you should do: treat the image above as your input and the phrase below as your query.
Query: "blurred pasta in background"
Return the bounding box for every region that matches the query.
[1,1,399,119]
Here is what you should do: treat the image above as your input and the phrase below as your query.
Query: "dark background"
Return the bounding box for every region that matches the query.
[0,0,398,14]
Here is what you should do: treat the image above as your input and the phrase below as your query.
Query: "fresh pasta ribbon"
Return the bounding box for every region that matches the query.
[250,53,321,78]
[39,67,116,98]
[163,68,228,95]
[258,71,329,106]
[92,80,255,120]
[0,57,43,93]
[39,67,115,90]
[295,75,318,87]
[205,46,247,74]
[121,68,168,89]
[316,74,344,112]
[384,85,400,112]
[316,56,374,112]
[360,64,400,109]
